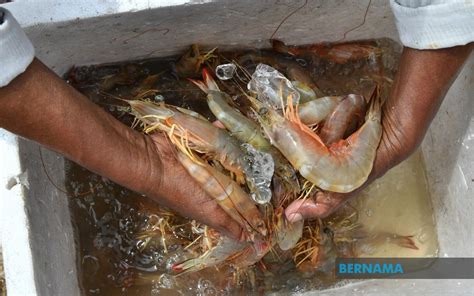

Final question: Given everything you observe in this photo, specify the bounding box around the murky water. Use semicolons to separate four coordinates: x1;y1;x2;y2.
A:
66;39;438;295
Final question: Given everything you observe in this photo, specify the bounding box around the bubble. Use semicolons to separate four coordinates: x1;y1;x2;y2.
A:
197;278;217;295
365;208;373;217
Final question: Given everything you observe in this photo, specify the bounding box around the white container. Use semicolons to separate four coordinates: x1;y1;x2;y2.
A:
1;1;472;295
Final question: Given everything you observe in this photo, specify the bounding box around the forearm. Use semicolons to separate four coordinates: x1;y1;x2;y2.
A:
0;58;161;196
372;44;472;178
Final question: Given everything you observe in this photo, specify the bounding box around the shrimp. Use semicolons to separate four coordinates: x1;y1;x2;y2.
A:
176;150;267;238
294;219;337;273
273;207;304;251
298;95;344;126
172;235;249;274
319;94;367;145
174;44;217;78
325;208;418;258
190;69;300;192
172;206;301;274
272;39;383;64
250;86;383;193
332;226;419;256
131;74;160;96
172;235;272;274
99;64;140;91
128;100;247;180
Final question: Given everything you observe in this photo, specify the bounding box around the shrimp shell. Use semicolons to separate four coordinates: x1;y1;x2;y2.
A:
252;91;382;193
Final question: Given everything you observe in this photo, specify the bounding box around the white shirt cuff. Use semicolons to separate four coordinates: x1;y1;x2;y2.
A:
0;8;35;87
390;0;474;49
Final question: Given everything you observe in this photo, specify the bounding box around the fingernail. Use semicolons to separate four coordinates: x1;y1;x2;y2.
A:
287;212;303;223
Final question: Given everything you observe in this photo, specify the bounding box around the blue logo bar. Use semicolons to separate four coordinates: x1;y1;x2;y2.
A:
336;258;474;279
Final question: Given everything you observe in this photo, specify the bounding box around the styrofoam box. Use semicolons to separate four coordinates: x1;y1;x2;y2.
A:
1;1;472;295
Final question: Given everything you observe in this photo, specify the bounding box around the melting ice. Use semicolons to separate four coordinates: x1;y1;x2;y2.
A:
247;63;300;109
242;143;274;204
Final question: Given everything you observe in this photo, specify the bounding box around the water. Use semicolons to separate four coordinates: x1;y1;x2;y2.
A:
354;150;438;258
65;39;437;295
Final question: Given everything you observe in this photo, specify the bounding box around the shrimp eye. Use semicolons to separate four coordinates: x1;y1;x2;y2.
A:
258;107;268;115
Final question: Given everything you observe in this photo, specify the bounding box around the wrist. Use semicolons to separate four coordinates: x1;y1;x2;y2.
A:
133;133;164;197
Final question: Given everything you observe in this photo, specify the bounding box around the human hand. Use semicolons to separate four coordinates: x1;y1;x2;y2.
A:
142;133;246;240
0;58;245;240
285;45;472;222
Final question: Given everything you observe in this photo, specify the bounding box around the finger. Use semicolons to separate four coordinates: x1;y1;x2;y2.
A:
285;192;347;221
198;201;247;241
148;133;246;240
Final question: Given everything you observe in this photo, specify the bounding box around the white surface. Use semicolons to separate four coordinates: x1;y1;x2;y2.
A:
4;0;399;74
0;130;37;296
390;0;474;49
3;0;213;27
0;8;35;87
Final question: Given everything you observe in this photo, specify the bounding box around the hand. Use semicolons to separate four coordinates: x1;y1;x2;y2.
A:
0;58;245;240
144;133;246;240
285;44;473;222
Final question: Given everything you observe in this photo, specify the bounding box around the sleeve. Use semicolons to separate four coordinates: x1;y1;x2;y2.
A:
0;7;35;87
390;0;474;49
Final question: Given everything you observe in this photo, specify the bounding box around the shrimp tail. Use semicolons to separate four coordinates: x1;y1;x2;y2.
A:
171;258;204;274
392;235;419;250
188;68;220;93
366;85;383;122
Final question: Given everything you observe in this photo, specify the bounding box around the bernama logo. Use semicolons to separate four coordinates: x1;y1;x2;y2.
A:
338;263;404;274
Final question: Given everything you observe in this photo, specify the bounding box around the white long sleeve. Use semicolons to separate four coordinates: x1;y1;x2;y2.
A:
0;7;35;87
390;0;474;49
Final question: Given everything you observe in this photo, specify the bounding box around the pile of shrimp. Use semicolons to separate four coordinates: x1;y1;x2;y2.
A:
84;41;417;288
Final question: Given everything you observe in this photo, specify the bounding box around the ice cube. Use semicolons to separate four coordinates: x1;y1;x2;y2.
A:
248;63;300;109
242;143;274;204
215;63;237;80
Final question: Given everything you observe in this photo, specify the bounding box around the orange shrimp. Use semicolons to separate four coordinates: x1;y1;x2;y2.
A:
249;87;383;193
272;39;383;64
320;94;367;145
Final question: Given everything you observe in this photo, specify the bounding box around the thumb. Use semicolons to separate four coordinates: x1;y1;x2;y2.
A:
285;192;348;222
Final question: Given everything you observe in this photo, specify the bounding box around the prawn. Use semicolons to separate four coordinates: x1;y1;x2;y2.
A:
175;149;267;238
319;94;367;145
172;206;302;274
294;219;337;273
249;86;383;193
128;100;247;181
272;39;383;64
190;69;300;193
298;95;345;126
174;44;217;78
